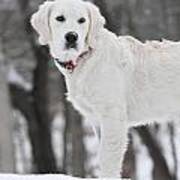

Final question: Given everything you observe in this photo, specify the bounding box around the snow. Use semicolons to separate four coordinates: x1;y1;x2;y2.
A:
132;130;153;180
155;123;175;174
52;113;65;169
13;110;33;173
7;65;32;91
0;174;76;180
0;174;122;180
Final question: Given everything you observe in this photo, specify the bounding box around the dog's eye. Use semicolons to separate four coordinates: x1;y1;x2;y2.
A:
56;15;66;22
78;17;86;24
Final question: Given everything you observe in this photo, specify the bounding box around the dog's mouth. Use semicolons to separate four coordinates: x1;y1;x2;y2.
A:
55;60;77;72
54;48;93;73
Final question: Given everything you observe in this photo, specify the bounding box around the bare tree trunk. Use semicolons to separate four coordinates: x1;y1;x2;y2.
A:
137;127;173;180
122;135;135;179
71;110;85;177
169;123;177;180
32;46;58;173
62;78;85;177
16;0;58;173
94;0;121;34
0;42;15;172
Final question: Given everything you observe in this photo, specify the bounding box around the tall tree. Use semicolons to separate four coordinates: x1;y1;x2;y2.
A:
15;0;58;173
0;41;15;172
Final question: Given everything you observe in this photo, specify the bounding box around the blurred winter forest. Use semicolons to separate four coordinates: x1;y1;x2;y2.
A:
0;0;180;180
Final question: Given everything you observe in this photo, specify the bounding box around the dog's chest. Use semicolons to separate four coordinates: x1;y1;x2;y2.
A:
65;64;125;117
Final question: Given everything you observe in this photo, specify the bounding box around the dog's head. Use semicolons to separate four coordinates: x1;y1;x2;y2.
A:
31;0;105;70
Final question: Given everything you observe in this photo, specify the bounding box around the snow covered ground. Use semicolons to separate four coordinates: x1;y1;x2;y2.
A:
0;174;82;180
0;174;83;180
0;174;127;180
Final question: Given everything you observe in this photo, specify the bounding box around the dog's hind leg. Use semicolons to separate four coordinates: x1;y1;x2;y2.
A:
99;107;129;178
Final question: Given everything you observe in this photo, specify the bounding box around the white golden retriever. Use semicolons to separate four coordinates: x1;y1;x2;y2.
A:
31;0;180;178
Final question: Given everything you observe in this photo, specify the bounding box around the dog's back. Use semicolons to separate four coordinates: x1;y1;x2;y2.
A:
122;37;180;125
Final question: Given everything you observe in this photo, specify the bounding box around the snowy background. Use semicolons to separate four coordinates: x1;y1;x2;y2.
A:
0;0;180;180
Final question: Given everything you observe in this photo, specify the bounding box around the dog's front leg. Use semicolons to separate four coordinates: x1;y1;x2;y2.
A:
99;108;129;178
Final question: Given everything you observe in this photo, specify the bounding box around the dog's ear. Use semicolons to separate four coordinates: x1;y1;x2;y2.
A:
31;1;54;45
85;2;106;48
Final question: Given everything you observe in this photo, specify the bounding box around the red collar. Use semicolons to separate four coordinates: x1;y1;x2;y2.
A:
54;47;93;73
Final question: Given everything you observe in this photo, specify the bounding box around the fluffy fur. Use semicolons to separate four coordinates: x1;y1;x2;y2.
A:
31;0;180;178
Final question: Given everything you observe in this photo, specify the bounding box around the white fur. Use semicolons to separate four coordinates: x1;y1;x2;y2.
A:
31;0;180;179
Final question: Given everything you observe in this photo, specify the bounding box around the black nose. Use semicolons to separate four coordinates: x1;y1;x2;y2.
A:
65;32;78;44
